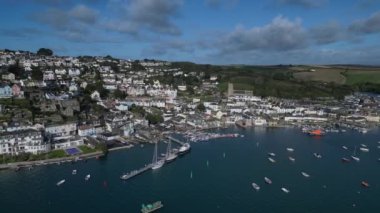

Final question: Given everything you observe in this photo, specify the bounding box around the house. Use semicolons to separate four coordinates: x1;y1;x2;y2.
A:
43;70;55;81
78;125;97;137
91;91;101;101
1;72;15;81
45;122;77;137
12;84;23;97
68;68;81;76
69;83;78;92
58;99;80;117
0;130;50;155
52;136;84;150
0;84;12;98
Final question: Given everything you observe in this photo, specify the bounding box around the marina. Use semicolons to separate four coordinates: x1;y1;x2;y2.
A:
1;128;380;213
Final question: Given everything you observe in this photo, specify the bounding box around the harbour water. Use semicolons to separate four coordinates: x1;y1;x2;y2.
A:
1;127;380;213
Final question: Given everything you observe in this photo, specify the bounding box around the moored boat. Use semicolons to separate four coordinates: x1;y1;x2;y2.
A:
141;201;163;213
288;156;295;162
351;156;360;162
286;148;294;152
56;179;65;186
85;174;91;181
281;187;290;193
308;129;325;136
267;152;276;157
178;143;191;155
268;157;276;163
301;172;310;178
252;182;260;191
341;157;351;163
72;169;77;175
264;177;272;184
361;181;369;188
151;160;164;170
342;146;348;150
313;153;322;158
359;147;369;152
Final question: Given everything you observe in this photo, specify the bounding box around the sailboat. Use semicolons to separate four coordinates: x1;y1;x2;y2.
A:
351;146;360;162
165;139;177;163
152;141;165;170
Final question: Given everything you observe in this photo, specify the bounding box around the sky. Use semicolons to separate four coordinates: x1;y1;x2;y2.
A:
1;0;380;65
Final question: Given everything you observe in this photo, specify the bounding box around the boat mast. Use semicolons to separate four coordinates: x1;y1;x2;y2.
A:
166;138;172;156
152;140;158;164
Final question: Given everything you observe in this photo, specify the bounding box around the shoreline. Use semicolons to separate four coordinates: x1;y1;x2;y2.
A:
0;151;104;170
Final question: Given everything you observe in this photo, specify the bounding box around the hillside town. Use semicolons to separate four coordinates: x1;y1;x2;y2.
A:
0;49;380;163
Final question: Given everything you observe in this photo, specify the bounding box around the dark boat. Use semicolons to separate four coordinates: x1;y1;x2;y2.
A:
341;157;350;163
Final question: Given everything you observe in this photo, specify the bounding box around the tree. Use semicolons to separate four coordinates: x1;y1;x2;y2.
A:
113;89;127;99
8;60;24;78
196;103;206;112
146;113;163;125
31;66;43;80
37;48;53;56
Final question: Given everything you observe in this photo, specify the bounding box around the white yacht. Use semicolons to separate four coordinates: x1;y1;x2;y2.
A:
72;170;77;175
252;182;260;191
281;187;290;193
286;148;294;152
313;153;322;158
288;157;295;162
342;146;348;150
165;139;178;163
359;147;369;152
152;141;165;170
85;174;91;181
268;157;276;163
301;172;310;178
267;152;276;157
56;179;65;186
178;143;191;155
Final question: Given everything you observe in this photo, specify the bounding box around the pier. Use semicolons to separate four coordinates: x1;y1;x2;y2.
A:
120;163;154;180
121;136;189;181
166;136;185;146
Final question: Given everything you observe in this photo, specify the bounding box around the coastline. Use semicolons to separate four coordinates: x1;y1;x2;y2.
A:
0;151;104;170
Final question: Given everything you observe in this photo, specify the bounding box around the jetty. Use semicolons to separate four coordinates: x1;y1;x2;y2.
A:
121;137;189;181
120;163;154;180
166;136;185;146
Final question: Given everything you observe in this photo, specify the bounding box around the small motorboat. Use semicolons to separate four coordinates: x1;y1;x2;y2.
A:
359;147;369;152
268;157;276;163
361;181;369;188
252;182;260;191
341;157;351;163
301;172;310;178
288;157;295;162
267;152;276;157
313;153;322;158
56;179;65;186
264;177;272;184
72;170;77;175
286;148;294;152
281;187;290;193
342;146;348;150
351;156;360;162
85;174;91;181
360;144;367;148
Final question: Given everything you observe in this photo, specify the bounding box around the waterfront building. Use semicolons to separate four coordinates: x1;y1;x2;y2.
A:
0;130;50;155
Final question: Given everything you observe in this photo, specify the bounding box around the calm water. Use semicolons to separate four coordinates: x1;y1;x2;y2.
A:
1;128;380;213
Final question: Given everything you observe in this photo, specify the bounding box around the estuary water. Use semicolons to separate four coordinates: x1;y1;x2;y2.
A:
1;127;380;213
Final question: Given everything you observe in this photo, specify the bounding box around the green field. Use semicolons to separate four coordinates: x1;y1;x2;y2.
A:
293;69;346;84
344;71;380;85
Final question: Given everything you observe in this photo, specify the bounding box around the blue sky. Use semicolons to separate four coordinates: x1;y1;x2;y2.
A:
1;0;380;65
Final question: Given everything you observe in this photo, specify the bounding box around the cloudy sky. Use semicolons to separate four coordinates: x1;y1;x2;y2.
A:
1;0;380;65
